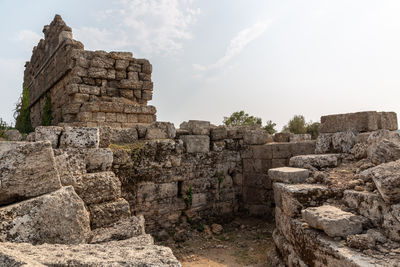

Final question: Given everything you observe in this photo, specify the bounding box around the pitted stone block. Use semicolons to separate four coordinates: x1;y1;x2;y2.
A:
289;154;339;169
35;126;63;148
180;135;210;153
60;127;99;148
268;167;309;184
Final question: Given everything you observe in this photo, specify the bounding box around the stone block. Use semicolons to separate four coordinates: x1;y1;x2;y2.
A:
60;127;99;148
274;132;290;142
289;154;339;169
145;122;176;139
251;144;273;159
243;129;273;145
0;186;90;244
272;143;292;158
302;205;363;238
34;126;63;148
5;130;22;141
289;134;311;142
119;79;143;89
360;160;400;203
378;112;398;130
0;141;62;205
315;133;332;154
180;120;211;135
331;131;356;153
109;127;138;143
88;198;131;229
290;140;316;156
86;148;113;172
75;171;121;205
273;183;333;217
88;67;107;79
210;125;227;141
268;167;309;184
180;135;210;153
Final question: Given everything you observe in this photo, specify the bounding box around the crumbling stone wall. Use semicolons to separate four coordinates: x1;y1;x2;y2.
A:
24;15;156;128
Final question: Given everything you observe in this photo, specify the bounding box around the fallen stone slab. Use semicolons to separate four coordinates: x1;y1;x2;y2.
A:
0;235;181;267
0;186;90;244
360;160;400;203
268;167;309;184
0;141;62;206
302;205;363;238
289;154;340;169
180;135;210;153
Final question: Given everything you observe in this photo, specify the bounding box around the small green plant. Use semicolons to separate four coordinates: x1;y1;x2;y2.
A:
41;94;52;126
183;185;193;208
14;85;33;134
0;118;11;139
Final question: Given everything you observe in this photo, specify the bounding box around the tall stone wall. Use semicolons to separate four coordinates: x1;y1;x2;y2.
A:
24;15;156;128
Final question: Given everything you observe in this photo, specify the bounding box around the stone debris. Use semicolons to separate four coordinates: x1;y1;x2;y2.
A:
268;167;309;184
302;205;363;238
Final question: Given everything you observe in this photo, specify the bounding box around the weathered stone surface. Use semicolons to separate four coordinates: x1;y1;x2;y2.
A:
0;235;181;267
377;111;398;130
302;205;363;238
315;133;332;154
210;125;227;141
180;135;210;153
0;186;90;244
289;133;311;142
243;129;273;145
268;167;309;184
347;233;376;250
368;138;400;164
89;198;131;229
361;160;400;203
320;111;379;133
273;183;333;217
274;132;290;142
35;126;63;148
145;121;176;139
60;127;99;148
5;129;22;141
180;120;211;135
331;131;356;153
75;171;121;205
86;148;113;172
90;215;145;243
110;127;138;143
289;154;340;169
0;141;61;205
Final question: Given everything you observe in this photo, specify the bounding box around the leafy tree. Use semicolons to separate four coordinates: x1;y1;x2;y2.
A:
223;110;262;127
306;122;320;139
14;86;33;134
282;115;307;134
263;120;277;134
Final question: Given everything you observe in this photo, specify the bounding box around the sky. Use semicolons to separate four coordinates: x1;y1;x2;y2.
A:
1;0;400;130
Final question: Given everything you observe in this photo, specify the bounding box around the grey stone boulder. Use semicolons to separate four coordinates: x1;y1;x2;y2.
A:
89;198;131;229
180;135;210;153
289;154;340;169
0;186;90;244
145;121;176;139
5;129;23;141
60;127;99;148
360;160;400;203
268;167;309;184
302;205;363;238
35;126;63;148
331;131;356;153
315;133;332;154
0;141;62;205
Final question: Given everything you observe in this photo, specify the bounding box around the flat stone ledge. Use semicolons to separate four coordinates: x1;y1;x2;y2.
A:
268;167;309;184
289;154;340;169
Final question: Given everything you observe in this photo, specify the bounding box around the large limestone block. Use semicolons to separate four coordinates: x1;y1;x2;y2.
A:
302;205;363;238
243;129;273;145
75;171;121;205
273;183;333;217
145;121;176;139
86;148;113;172
0;141;62;205
210;125;227;140
180;135;210;153
35;126;63;148
289;133;311;142
315;133;332;154
110;127;138;143
0;235;181;267
320;111;379;133
377;111;398;130
368;138;400;164
0;186;90;244
361;160;400;203
180;120;211;135
331;131;356;153
89;198;131;229
289;154;340;169
60;126;99;148
268;167;309;184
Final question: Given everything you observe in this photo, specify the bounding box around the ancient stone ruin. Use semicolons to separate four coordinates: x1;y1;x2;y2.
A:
1;15;400;266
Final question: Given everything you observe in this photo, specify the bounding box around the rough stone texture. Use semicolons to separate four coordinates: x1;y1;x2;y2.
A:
89;198;131;229
85;148;113;172
0;236;181;267
302;205;363;238
268;167;309;184
320;111;397;133
331;131;356;153
110;127;138;143
5;130;22;141
145;121;176;140
289;133;311;142
0;186;90;244
274;132;291;142
289;154;340;169
180;135;210;153
60;127;99;148
243;129;273;145
0;141;62;205
34;126;63;148
315;133;332;154
368;138;400;164
25;15;156;128
361;160;400;203
210;125;227;141
180;120;210;135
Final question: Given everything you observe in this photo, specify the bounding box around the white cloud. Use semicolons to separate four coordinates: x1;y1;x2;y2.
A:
74;0;200;55
193;20;272;71
15;30;42;50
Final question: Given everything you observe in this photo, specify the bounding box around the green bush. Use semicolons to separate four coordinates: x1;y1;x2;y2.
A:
0;118;11;139
41;94;52;126
14;86;33;134
282;115;320;139
223;110;262;127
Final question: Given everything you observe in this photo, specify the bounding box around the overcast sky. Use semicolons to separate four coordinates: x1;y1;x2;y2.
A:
1;0;400;130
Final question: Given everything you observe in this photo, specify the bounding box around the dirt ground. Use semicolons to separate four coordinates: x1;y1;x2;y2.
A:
155;217;275;267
